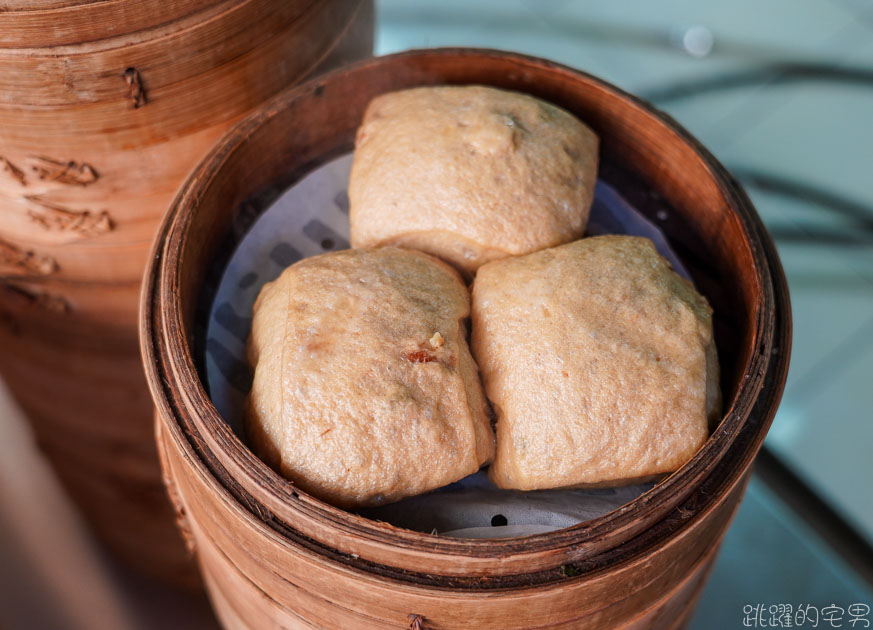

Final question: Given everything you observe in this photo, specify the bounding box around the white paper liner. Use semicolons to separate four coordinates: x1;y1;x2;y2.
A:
204;153;691;538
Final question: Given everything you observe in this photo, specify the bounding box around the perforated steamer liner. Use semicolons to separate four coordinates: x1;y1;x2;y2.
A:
203;153;694;538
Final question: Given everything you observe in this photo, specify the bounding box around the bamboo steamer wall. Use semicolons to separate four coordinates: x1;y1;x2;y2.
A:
142;50;792;627
0;0;373;586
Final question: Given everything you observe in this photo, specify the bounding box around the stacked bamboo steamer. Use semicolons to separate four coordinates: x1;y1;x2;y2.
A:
143;51;792;627
0;0;373;586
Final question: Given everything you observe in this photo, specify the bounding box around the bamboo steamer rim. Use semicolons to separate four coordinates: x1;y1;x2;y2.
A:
0;0;255;49
0;0;366;151
155;378;768;594
141;49;791;579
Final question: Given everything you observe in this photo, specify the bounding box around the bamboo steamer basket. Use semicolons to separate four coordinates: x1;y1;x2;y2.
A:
0;0;374;284
0;0;374;586
142;50;791;626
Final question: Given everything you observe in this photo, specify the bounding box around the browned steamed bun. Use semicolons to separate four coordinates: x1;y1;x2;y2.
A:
245;247;495;509
349;85;599;276
471;235;720;491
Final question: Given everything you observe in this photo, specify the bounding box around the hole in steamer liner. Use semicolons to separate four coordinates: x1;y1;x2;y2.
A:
491;514;508;527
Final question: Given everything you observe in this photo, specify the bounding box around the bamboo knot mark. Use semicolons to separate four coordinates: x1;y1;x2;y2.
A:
1;156;26;186
24;195;113;237
560;564;582;578
1;156;98;188
242;496;274;523
408;614;426;630
31;156;98;186
123;67;147;109
0;238;58;276
1;282;70;314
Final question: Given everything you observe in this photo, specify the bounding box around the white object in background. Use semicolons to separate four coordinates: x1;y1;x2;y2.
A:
669;24;715;58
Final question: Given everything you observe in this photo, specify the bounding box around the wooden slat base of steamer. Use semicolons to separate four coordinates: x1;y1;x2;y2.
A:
201;533;721;630
160;408;745;629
